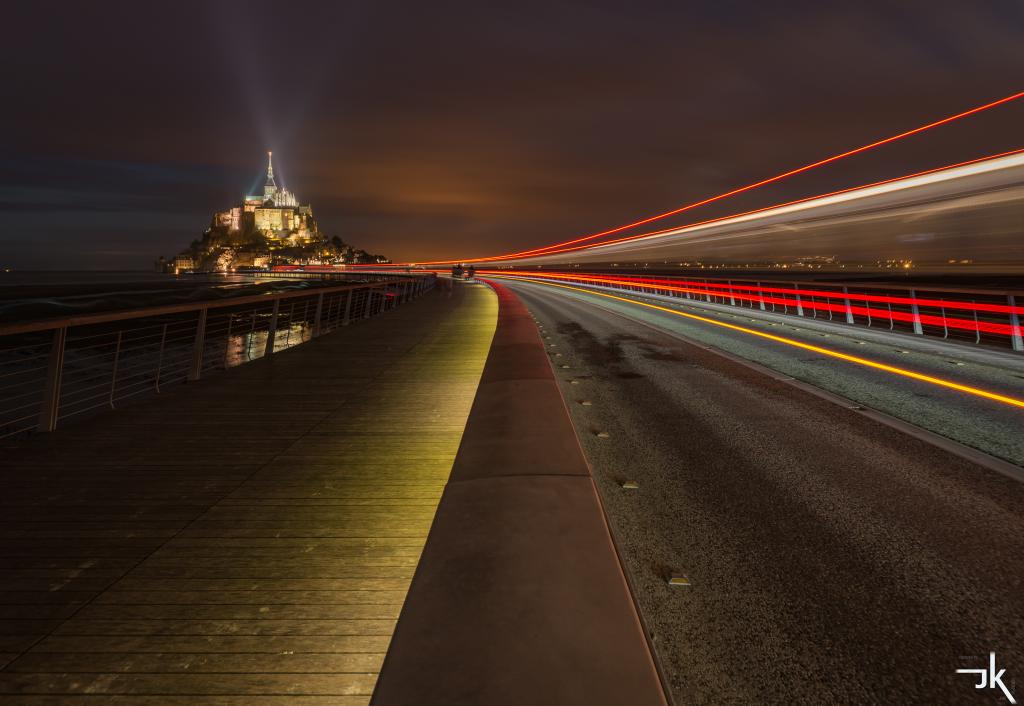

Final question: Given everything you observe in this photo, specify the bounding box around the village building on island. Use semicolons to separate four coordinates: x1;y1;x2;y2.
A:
163;152;387;273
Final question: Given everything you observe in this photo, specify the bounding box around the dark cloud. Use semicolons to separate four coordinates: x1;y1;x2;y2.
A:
1;0;1021;268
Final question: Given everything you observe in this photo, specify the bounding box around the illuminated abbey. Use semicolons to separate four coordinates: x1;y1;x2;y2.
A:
165;152;386;272
214;152;319;246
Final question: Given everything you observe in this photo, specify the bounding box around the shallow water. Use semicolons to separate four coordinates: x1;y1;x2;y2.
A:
0;271;364;323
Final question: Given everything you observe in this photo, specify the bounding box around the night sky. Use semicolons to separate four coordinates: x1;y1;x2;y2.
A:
2;0;1021;269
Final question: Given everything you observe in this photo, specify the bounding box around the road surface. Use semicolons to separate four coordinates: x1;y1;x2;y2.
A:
502;277;1024;704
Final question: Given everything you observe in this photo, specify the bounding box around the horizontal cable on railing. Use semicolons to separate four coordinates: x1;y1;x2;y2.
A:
0;418;39;439
59;381;118;401
1;386;49;403
3;399;44;415
0;352;50;367
0;365;48;381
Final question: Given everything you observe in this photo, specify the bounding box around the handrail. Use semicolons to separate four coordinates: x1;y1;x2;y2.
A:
1;273;437;439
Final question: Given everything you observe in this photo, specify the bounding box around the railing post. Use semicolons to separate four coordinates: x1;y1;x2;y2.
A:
379;284;389;314
37;326;67;433
245;310;257;359
324;294;337;331
909;289;923;335
188;307;208;381
757;282;766;311
264;298;281;357
223;314;234;367
282;302;296;348
842;286;855;324
793;283;804;316
156;323;168;391
1009;295;1023;352
364;288;374;319
109;331;122;409
727;280;735;306
312;292;325;338
342;290;354;326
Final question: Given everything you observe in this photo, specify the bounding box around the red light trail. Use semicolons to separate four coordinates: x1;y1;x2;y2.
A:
400;90;1024;266
468;147;1024;263
488;276;1024;410
481;271;1023;338
348;147;1023;269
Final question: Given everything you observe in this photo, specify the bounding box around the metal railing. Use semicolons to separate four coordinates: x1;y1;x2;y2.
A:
0;274;436;440
494;271;1024;353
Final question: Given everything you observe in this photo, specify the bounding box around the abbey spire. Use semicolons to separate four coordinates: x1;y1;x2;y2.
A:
263;151;277;200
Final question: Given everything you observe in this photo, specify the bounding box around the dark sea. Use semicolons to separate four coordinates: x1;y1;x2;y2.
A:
0;271;353;323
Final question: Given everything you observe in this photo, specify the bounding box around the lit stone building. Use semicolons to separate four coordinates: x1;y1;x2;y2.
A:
171;254;195;273
215;152;320;246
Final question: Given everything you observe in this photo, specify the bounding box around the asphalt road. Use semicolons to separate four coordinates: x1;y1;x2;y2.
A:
502;278;1024;705
499;278;1024;468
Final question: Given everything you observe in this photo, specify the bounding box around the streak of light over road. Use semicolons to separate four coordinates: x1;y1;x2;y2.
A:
407;91;1024;266
348;146;1023;269
474;147;1024;264
488;275;1024;410
480;149;1024;267
484;270;1024;338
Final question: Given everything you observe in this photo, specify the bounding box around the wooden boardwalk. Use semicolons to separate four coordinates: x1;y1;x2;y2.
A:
0;282;498;704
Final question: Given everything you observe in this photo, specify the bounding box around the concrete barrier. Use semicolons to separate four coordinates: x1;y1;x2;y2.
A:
371;280;668;706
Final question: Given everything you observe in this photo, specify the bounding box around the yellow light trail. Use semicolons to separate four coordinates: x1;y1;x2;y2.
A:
492;275;1024;410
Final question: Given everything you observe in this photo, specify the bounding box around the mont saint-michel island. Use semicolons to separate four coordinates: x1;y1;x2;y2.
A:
159;152;388;273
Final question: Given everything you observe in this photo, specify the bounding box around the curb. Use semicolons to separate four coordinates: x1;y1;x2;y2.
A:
370;279;668;706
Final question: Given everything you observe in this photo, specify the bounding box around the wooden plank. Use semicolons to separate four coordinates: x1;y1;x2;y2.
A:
68;604;403;621
0;672;379;695
7;651;386;673
31;635;390;654
52;619;397;636
91;590;410;605
0;696;368;706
